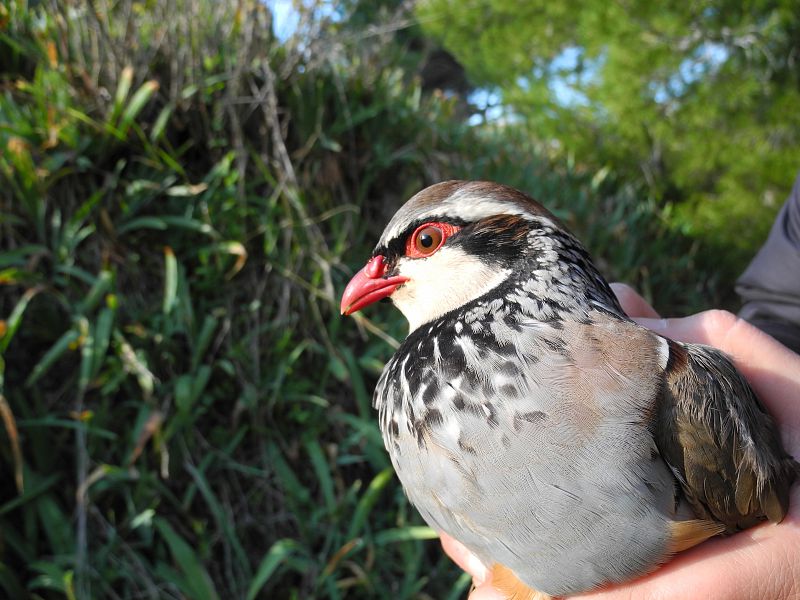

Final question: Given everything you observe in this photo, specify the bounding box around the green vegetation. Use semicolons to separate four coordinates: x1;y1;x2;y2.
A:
0;0;781;598
418;0;800;264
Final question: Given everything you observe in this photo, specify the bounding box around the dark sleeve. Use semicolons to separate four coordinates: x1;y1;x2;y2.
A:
736;172;800;353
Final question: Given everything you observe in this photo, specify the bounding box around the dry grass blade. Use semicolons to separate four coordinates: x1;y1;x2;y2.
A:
322;537;364;578
0;394;23;493
128;410;164;466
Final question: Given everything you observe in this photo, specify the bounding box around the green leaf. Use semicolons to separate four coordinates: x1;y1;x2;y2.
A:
0;563;26;598
0;473;61;516
77;316;92;391
245;539;303;600
373;526;439;545
130;508;155;530
342;348;370;419
156;147;185;174
36;494;73;555
174;365;210;414
154;517;220;600
25;328;80;387
347;468;393;539
0;245;47;269
55;264;98;286
117;215;216;236
304;438;336;515
0;267;37;286
191;365;211;403
191;315;218;372
76;269;113;315
119;80;159;136
116;216;170;232
64;570;76;600
91;307;115;379
266;444;311;507
0;286;41;354
17;417;117;440
68;183;106;229
185;463;250;579
174;375;192;414
150;103;173;142
111;66;134;125
28;561;68;593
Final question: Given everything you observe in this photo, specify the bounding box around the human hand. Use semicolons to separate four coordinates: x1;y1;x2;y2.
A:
440;283;800;600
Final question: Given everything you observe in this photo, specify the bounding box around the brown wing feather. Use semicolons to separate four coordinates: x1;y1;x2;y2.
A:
656;339;799;532
666;519;725;553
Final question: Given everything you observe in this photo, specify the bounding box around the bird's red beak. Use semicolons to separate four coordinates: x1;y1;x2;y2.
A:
340;255;408;315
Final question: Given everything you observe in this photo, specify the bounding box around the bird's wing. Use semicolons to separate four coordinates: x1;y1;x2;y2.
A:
655;338;799;531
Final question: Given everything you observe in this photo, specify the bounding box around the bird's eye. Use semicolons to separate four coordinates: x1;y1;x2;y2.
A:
405;222;459;258
415;226;443;254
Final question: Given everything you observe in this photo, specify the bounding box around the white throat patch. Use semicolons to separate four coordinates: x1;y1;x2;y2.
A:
390;246;510;333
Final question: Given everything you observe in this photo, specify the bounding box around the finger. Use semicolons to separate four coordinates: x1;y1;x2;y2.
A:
440;533;489;584
610;283;660;319
632;309;792;360
635;310;800;442
440;534;506;599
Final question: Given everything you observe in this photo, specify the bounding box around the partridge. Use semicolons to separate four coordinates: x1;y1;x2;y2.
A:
340;181;799;599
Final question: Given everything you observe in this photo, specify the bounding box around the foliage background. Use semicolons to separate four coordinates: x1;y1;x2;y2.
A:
0;0;796;598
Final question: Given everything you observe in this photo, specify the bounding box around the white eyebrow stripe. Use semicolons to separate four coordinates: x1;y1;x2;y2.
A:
442;194;533;221
378;195;554;248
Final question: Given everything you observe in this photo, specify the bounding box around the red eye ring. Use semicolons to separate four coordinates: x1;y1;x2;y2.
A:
405;222;460;258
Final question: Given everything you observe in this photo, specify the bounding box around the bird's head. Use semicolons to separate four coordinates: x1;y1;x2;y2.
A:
340;180;575;332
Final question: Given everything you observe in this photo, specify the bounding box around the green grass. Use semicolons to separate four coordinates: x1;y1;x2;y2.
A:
0;1;751;598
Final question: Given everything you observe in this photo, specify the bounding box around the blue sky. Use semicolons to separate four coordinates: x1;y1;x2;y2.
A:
264;3;729;123
266;0;300;41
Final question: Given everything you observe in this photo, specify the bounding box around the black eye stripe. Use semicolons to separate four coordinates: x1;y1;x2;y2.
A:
374;216;466;259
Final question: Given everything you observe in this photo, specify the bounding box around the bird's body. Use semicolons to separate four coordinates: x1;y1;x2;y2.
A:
377;304;680;596
341;181;799;598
